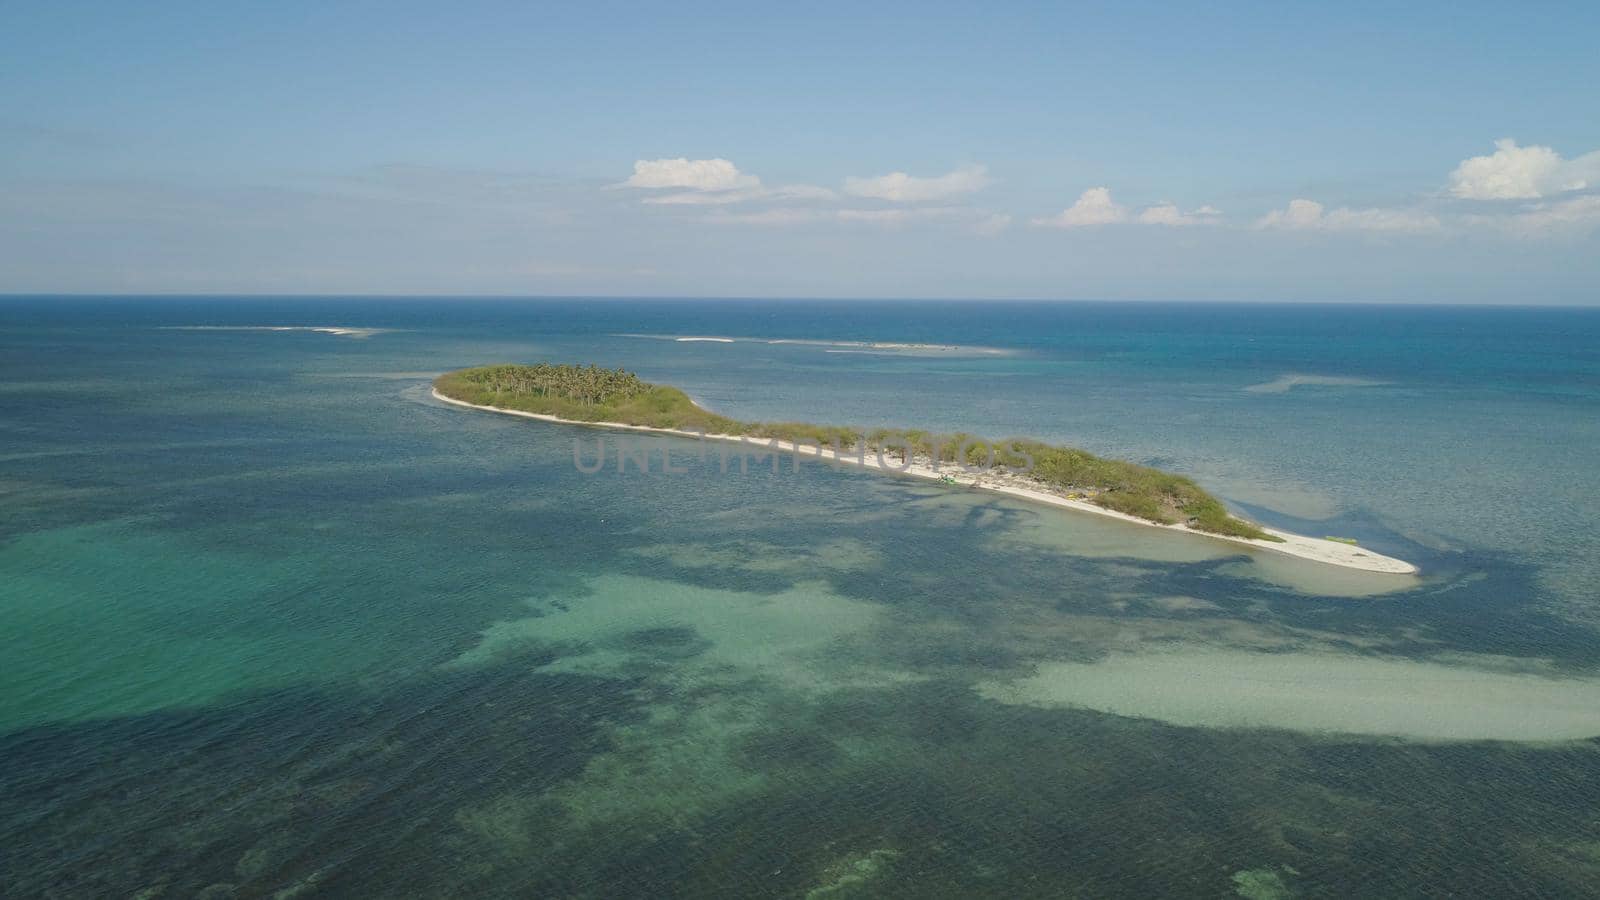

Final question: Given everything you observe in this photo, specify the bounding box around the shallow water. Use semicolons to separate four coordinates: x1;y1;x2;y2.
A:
980;648;1600;741
3;297;1599;897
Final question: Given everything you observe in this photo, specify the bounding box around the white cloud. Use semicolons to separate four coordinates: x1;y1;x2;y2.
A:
1501;194;1600;235
621;158;838;207
1255;198;1440;233
1449;139;1600;200
622;157;760;192
1135;202;1222;226
842;164;992;203
1255;198;1325;230
1032;187;1127;227
1033;188;1219;228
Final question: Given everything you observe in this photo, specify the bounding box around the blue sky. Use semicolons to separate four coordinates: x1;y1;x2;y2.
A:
3;1;1598;302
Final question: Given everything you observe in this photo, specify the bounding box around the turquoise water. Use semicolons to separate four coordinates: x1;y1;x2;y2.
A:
3;297;1600;896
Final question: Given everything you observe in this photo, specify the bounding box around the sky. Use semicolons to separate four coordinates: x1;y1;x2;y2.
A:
2;0;1598;303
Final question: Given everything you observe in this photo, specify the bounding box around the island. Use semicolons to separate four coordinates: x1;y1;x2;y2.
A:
432;363;1418;574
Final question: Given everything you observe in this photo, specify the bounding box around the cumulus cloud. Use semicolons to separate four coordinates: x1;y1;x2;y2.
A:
1032;187;1127;227
1033;188;1219;228
843;164;992;203
1255;198;1440;233
620;158;840;206
624;158;1002;231
621;157;760;192
1255;198;1325;230
1448;139;1600;200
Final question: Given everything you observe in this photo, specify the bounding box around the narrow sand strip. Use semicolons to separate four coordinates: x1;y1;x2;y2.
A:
978;649;1600;741
431;388;1419;575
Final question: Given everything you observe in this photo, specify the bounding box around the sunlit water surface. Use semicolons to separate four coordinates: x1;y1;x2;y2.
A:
3;298;1600;897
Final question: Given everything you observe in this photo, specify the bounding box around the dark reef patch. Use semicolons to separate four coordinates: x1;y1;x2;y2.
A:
0;660;646;898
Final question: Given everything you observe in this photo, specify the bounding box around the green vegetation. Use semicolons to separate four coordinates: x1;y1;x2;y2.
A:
436;363;741;432
435;364;1280;541
1325;535;1360;545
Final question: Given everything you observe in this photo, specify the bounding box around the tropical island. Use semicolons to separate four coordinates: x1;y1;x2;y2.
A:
432;363;1419;574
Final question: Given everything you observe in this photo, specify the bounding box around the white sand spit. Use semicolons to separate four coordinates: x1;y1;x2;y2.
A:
431;388;1418;574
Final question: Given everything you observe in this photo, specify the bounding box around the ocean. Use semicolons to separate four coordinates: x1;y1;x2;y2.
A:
3;296;1599;897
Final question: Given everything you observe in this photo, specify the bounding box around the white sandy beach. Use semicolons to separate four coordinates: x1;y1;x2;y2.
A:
431;388;1419;574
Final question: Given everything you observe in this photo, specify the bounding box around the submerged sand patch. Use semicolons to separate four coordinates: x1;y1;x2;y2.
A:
447;573;914;693
450;573;913;844
979;648;1600;741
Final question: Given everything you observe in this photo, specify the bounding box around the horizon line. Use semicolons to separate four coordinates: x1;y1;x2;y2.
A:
2;292;1598;309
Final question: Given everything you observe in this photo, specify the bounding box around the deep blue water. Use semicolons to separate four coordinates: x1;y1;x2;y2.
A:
3;297;1600;897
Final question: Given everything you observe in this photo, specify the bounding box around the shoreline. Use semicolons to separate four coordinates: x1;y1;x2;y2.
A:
431;388;1420;575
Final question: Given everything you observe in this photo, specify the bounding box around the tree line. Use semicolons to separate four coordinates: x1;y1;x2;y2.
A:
461;364;651;406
